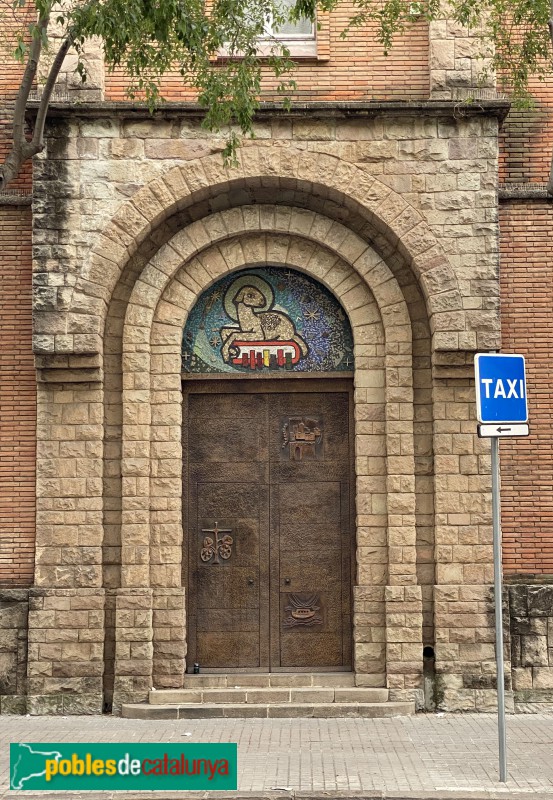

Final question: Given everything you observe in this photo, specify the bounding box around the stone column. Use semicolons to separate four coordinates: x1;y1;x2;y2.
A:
27;588;105;714
0;589;29;715
112;588;154;713
152;589;186;689
28;372;106;714
385;585;424;706
383;311;424;706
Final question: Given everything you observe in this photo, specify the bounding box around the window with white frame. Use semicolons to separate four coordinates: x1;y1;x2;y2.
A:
261;0;315;41
217;0;317;59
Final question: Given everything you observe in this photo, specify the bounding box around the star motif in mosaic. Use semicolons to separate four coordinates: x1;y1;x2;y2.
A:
305;309;320;322
209;335;221;348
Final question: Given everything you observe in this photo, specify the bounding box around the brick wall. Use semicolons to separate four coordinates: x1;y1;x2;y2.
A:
0;5;33;192
500;201;553;575
0;206;36;586
105;18;430;102
0;4;36;587
499;76;553;185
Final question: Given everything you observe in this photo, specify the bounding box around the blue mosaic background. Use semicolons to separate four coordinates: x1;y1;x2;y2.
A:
182;267;354;374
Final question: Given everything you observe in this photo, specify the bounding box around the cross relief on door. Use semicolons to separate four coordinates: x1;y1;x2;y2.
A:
184;385;353;671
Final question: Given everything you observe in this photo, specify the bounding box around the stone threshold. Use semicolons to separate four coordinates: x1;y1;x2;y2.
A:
122;701;414;719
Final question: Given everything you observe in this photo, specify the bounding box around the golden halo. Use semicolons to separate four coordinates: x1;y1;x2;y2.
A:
223;274;274;321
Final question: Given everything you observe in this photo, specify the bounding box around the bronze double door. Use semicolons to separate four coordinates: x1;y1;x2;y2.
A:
183;380;353;671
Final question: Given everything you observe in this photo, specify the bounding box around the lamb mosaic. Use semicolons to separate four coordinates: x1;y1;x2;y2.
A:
182;267;354;374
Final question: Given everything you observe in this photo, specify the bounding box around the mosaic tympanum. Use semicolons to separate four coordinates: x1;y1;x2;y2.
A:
182;267;354;374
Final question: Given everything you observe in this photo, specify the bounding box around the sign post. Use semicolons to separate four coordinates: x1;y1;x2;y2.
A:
474;354;529;784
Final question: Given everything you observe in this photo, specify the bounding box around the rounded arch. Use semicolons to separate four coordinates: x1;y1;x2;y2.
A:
114;207;419;692
60;145;463;357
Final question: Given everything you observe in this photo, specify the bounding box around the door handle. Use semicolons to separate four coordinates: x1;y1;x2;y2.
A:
248;578;254;585
284;577;291;585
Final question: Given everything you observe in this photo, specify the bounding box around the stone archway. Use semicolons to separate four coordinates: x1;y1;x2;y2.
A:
106;203;423;710
26;111;504;715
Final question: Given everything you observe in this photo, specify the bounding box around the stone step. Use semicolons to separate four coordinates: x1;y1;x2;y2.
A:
181;672;356;689
122;701;414;720
149;687;389;705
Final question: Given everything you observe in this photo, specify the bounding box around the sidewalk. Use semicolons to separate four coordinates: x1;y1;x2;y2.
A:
2;713;553;799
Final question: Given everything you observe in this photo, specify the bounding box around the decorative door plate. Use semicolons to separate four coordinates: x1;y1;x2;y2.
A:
281;416;323;461
200;521;233;565
283;592;324;628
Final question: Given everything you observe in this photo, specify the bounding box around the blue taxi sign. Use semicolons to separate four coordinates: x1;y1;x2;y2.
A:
474;353;528;424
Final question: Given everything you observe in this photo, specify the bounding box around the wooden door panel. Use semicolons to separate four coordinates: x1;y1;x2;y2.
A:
190;462;269;485
196;562;261;608
275;462;348;483
197;482;264;519
185;385;353;672
278;482;341;524
197;609;260;631
189;393;268;418
278;523;343;550
269;392;352;670
187;391;269;670
279;629;343;668
197;633;260;668
189;418;265;463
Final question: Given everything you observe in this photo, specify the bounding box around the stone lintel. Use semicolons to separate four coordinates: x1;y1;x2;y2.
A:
30;98;512;123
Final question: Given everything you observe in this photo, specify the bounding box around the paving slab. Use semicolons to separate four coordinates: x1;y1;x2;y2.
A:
1;713;553;798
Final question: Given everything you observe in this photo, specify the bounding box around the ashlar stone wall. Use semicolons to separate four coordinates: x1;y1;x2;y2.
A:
0;589;28;714
23;103;508;713
510;585;553;708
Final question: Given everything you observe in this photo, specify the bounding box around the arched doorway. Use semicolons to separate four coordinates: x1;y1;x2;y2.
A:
181;267;355;671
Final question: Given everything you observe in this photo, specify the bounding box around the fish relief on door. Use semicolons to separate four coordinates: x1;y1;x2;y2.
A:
182;267;354;374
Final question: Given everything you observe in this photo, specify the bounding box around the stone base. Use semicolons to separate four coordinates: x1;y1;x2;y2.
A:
27;692;103;715
437;685;515;713
0;589;29;706
389;687;425;709
0;694;27;714
112;588;154;714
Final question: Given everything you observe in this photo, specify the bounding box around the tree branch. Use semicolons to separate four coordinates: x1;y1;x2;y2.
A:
0;13;48;190
31;34;73;152
0;16;73;191
12;14;48;146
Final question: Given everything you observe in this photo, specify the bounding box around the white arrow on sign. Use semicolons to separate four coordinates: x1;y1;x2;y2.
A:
477;423;529;438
